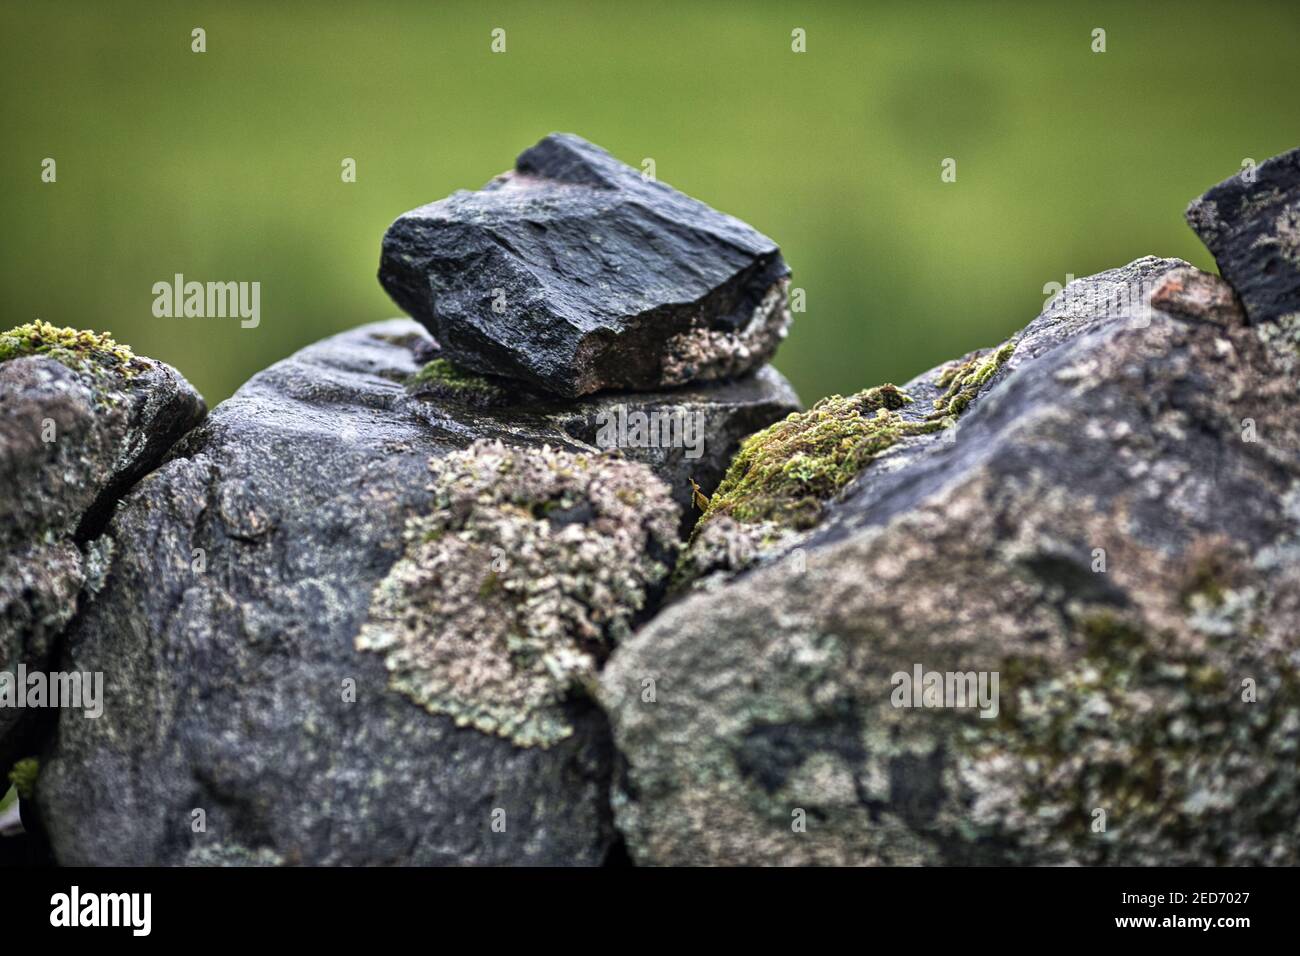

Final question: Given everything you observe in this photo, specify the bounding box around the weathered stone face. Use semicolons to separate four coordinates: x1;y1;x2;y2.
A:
1186;147;1300;326
33;319;798;866
0;322;204;779
379;133;792;397
601;257;1300;865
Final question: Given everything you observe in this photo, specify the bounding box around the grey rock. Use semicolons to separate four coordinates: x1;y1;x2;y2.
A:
601;257;1300;865
35;319;797;865
1186;146;1300;325
380;134;792;397
0;325;204;778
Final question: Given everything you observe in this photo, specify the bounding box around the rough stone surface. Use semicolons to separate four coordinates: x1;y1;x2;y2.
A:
380;133;792;397
602;257;1300;865
1186;147;1300;325
1149;265;1246;327
0;323;204;778
35;319;796;865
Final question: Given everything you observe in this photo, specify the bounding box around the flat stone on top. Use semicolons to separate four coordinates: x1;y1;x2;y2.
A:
379;133;792;397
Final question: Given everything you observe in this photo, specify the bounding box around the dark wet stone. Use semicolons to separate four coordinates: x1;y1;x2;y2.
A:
1186;147;1300;325
379;134;792;397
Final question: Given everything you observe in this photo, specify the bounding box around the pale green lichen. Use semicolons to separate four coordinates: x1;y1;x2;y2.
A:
83;536;115;596
670;514;790;590
8;756;39;800
1257;313;1300;372
357;440;678;748
0;320;136;377
1275;202;1300;267
406;357;511;406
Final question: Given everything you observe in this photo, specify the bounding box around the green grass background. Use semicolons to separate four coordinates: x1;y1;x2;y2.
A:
3;0;1298;406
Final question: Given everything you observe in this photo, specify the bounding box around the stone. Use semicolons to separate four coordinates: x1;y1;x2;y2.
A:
601;257;1300;865
1186;146;1300;326
34;319;797;865
0;322;204;780
1148;265;1245;327
379;133;792;397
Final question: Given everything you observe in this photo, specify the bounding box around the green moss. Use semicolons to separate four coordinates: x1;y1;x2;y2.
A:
1180;556;1229;609
1081;611;1148;658
0;320;135;376
406;357;510;406
8;756;39;800
932;341;1016;415
695;341;1016;539
478;569;502;598
699;384;919;531
681;338;1013;564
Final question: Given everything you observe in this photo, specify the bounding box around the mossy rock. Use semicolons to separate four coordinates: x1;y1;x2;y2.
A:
697;343;1014;538
0;320;136;377
406;357;515;406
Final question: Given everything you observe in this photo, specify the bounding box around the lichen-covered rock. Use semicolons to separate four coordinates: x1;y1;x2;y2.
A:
34;319;795;865
1186;146;1300;325
0;321;204;778
601;257;1300;865
379;133;792;397
357;441;678;748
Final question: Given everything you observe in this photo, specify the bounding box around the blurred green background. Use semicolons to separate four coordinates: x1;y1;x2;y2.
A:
3;0;1298;407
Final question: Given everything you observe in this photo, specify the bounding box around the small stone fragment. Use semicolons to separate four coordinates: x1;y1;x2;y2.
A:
1186;146;1300;325
1149;265;1245;326
379;133;791;397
